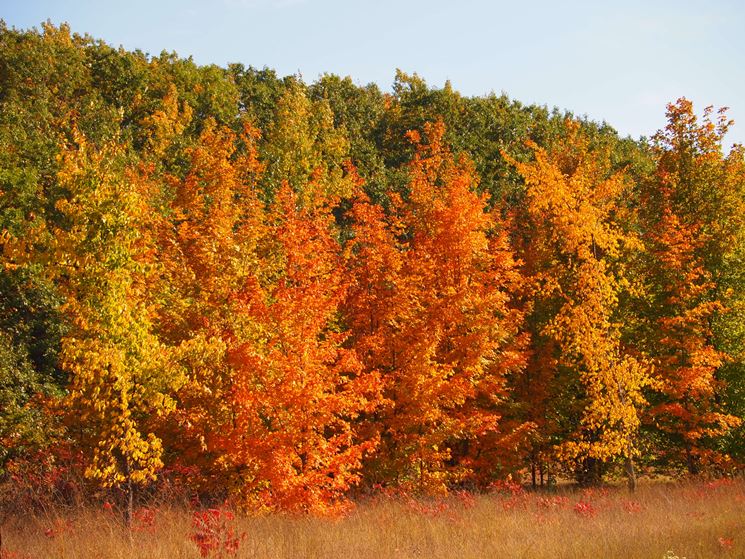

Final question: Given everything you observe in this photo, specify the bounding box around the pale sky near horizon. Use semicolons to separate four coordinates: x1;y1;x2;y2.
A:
3;0;744;147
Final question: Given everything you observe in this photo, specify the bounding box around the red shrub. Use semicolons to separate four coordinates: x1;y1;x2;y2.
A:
573;500;596;518
190;508;245;558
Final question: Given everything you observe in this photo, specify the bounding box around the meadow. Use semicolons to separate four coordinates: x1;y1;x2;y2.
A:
2;479;744;559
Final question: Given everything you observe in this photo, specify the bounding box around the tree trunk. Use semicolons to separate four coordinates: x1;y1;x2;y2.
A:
685;445;700;475
123;459;134;539
577;457;602;486
625;455;637;492
127;476;134;529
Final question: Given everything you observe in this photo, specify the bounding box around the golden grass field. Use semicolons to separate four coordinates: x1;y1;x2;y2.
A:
2;479;744;559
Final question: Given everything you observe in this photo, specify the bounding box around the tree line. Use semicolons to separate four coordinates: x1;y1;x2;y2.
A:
0;22;743;513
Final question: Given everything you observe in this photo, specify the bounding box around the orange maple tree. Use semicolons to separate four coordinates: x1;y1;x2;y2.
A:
644;99;742;473
226;182;381;513
153;117;266;488
346;121;527;492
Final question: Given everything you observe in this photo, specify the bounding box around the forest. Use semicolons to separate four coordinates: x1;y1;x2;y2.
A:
0;21;744;524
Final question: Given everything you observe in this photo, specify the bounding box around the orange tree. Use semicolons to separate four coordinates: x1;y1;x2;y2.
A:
641;99;744;473
154;112;381;512
152;117;266;490
345;121;527;492
226;182;381;513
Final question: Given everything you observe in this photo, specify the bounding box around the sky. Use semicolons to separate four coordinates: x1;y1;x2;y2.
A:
3;0;745;147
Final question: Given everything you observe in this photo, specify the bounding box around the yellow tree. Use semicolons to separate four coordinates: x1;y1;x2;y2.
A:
4;125;175;522
508;123;654;488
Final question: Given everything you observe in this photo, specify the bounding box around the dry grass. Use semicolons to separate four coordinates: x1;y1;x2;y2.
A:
3;479;745;559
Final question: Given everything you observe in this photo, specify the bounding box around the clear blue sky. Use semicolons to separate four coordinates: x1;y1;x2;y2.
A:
3;0;745;146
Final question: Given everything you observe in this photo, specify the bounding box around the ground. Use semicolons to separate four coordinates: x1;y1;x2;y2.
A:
2;479;744;558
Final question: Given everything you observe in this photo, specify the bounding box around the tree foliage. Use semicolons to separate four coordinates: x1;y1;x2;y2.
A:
0;23;743;511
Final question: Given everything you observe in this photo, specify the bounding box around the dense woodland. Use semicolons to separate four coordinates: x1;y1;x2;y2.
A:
0;22;744;514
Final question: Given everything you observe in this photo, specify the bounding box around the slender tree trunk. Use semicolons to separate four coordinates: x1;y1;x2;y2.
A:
123;460;134;535
419;452;425;494
625;455;637;493
617;387;638;491
685;445;700;475
127;477;134;527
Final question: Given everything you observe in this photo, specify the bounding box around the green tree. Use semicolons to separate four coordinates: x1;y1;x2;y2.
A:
262;80;354;205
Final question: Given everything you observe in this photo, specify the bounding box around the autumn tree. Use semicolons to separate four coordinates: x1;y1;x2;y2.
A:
223;182;381;513
261;80;355;205
153;111;380;511
150;115;266;490
308;75;388;201
508;123;654;487
346;121;526;492
3;125;177;522
0;23;124;467
642;99;744;473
